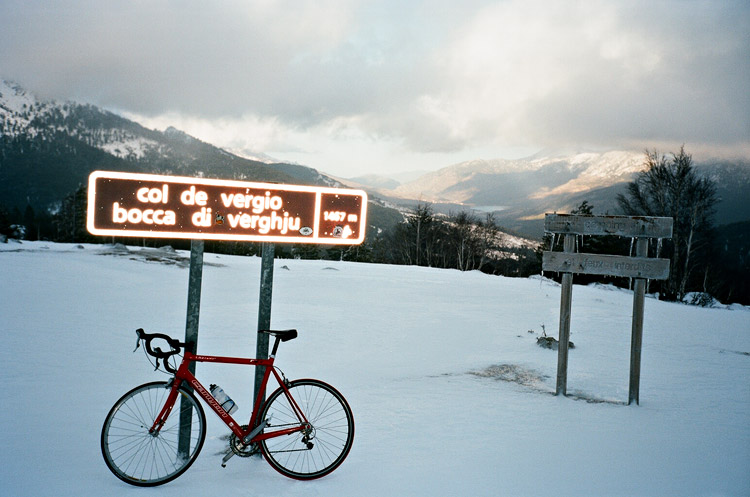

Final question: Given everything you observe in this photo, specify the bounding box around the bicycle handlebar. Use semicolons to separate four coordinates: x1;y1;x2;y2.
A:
133;328;297;374
135;328;186;374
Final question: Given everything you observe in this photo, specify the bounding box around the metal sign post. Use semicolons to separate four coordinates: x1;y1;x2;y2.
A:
178;239;204;458
542;214;673;404
254;242;275;408
184;239;204;361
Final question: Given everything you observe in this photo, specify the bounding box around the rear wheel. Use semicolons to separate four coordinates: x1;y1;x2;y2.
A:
259;379;354;479
101;381;206;486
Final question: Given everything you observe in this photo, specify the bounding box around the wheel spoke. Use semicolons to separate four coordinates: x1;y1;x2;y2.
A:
260;380;354;479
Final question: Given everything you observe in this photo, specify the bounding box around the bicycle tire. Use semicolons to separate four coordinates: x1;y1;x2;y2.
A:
259;379;354;480
101;381;206;486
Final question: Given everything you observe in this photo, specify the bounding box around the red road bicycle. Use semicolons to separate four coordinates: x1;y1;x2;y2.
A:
100;328;354;486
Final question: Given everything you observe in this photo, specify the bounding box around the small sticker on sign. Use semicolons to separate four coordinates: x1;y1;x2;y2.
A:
299;227;313;236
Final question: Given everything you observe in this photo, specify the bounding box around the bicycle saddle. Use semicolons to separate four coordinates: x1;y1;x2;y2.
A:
260;329;298;342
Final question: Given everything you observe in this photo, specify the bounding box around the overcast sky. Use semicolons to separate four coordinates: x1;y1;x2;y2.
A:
1;0;748;178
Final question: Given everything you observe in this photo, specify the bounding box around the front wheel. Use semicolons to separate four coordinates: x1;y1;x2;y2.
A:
259;379;354;479
101;381;206;486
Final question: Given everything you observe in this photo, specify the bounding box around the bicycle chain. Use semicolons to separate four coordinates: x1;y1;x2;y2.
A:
258;422;315;454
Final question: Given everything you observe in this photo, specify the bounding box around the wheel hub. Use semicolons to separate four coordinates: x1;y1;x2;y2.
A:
301;424;316;449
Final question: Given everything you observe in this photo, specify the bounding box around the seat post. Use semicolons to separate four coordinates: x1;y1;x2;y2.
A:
270;336;281;358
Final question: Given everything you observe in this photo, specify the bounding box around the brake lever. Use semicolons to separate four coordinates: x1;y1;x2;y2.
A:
133;328;147;352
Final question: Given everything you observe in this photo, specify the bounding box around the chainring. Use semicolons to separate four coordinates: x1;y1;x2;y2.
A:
229;425;260;458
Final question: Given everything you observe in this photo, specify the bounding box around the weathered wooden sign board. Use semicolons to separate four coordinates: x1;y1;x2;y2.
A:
87;170;368;245
542;252;670;279
542;214;673;405
544;214;674;238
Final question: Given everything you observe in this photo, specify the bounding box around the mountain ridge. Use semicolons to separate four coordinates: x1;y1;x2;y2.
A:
3;79;748;242
354;149;750;237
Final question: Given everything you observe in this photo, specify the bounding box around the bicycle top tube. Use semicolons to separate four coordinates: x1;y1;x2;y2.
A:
182;351;271;366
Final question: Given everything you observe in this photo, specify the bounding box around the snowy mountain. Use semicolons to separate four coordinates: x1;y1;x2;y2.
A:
386;150;750;237
226;147;283;165
2;81;183;163
346;174;401;190
393;151;639;203
0;80;340;212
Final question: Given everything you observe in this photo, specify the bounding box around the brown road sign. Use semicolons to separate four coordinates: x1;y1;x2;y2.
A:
87;171;368;244
542;251;671;279
545;214;673;238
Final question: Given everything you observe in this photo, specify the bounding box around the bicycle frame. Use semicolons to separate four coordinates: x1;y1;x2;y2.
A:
149;350;310;444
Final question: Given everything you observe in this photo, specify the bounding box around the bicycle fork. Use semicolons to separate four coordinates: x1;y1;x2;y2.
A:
148;383;180;436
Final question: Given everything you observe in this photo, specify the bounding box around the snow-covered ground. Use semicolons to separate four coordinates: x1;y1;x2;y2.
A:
1;241;748;497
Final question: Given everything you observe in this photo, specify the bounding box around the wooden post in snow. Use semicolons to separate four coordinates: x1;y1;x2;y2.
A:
556;234;575;396
628;237;649;405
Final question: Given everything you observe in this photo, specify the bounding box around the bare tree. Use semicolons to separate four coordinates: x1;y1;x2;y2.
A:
617;147;717;300
476;213;499;272
679;171;717;297
409;202;434;266
391;201;441;267
447;211;479;271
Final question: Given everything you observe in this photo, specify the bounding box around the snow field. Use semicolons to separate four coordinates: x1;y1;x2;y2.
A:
0;241;748;496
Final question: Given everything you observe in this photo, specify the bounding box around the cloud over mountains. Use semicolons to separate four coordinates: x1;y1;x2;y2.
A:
1;1;748;176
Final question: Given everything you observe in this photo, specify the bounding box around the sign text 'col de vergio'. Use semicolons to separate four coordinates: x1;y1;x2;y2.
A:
87;171;368;244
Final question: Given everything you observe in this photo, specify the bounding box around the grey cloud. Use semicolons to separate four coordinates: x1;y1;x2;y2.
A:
1;0;748;156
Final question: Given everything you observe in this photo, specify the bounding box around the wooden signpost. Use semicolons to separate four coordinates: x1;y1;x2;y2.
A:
87;170;368;452
542;214;673;405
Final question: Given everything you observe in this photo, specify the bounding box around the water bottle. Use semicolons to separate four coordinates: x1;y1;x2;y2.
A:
209;384;238;415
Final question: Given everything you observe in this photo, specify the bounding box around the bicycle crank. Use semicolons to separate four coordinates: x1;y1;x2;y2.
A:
221;418;268;467
228;426;259;458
